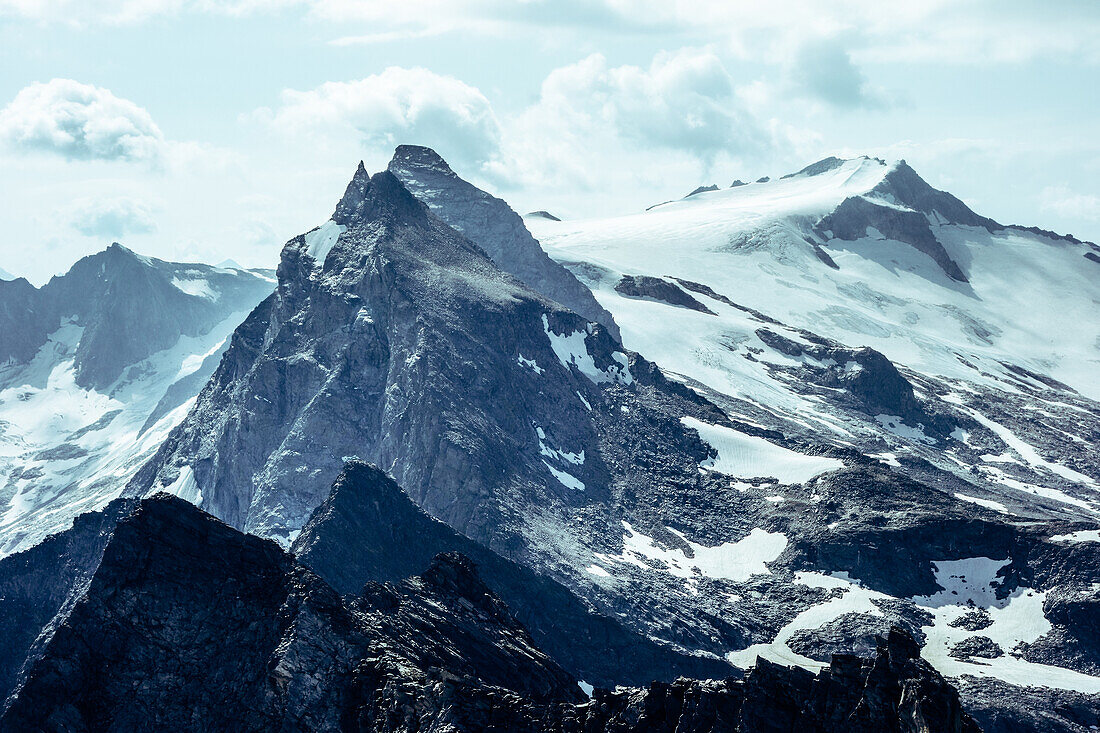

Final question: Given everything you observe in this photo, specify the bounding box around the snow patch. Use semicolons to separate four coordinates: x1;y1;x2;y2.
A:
170;277;218;301
542;460;584;491
162;465;202;505
536;425;584;465
1050;530;1100;543
681;416;842;484
597;521;787;585
954;493;1011;514
517;354;544;375
303;220;346;265
874;414;935;445
542;314;632;385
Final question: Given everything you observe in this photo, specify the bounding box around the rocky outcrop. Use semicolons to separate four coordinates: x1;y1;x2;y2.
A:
526;210;561;221
614;274;716;314
387;144;618;339
816;195;970;282
753;326;955;437
292;462;733;687
0;493;978;733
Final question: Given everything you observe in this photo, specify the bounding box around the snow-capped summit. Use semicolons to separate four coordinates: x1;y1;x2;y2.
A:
530;156;1100;400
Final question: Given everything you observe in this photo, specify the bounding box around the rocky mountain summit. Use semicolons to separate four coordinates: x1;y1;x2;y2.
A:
387;144;618;339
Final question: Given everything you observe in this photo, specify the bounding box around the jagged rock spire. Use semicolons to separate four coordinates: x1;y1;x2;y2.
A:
332;161;370;225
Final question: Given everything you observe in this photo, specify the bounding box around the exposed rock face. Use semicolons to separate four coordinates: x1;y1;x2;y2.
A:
813;160;1000;283
686;184;719;197
125;165;730;587
291;462;733;687
615;274;716;314
0;492;979;733
0;246;274;557
752;326;955;437
816;195;970;282
0;277;54;365
387;144;618;339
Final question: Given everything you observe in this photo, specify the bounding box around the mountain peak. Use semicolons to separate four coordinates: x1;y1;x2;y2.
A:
331;161;371;225
331;165;428;228
388;144;456;178
781;155;887;180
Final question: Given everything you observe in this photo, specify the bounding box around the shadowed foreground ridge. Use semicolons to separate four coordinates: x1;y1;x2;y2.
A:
0;491;978;732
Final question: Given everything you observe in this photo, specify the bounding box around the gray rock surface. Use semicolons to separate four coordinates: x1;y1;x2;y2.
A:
388;145;619;339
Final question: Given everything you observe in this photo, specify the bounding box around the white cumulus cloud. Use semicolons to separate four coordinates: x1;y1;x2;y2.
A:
492;49;776;191
69;197;158;239
257;66;502;171
1040;186;1100;223
0;79;165;162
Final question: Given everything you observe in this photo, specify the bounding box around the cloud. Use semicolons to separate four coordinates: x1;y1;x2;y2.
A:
69;197;158;239
0;0;300;25
0;79;165;162
1040;186;1100;222
787;37;885;109
491;49;775;190
550;50;758;156
257;67;502;171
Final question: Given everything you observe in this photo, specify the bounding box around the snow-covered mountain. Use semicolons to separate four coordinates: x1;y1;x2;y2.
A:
0;246;274;555
2;149;1099;731
528;157;1100;517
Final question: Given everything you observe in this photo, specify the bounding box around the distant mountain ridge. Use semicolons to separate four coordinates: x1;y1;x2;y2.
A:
0;245;273;556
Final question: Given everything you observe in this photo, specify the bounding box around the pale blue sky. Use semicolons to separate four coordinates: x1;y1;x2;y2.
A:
1;1;1098;282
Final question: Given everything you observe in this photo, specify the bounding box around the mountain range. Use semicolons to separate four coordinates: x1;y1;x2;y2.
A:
0;145;1097;731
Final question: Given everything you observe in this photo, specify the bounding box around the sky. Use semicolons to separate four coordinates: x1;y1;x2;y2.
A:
1;0;1099;283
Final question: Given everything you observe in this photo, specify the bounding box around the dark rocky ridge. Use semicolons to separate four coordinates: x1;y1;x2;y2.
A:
0;492;979;733
291;462;733;686
387;144;619;339
0;497;136;706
